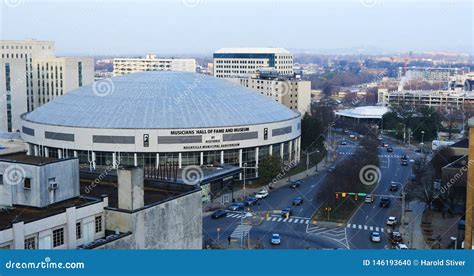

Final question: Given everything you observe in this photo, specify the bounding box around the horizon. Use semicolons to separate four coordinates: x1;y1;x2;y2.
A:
1;0;472;56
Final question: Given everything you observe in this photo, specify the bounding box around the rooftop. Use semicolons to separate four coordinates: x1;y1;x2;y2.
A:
0;152;63;166
214;47;291;54
0;197;99;231
23;71;299;129
335;106;389;119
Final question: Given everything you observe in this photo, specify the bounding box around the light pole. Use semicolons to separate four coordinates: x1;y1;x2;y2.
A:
392;181;406;237
217;227;220;245
240;162;247;249
451;236;458;250
306;149;320;176
421;130;425;145
327;122;335;163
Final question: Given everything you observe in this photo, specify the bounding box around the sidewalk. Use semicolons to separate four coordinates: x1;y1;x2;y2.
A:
405;200;428;249
204;158;329;212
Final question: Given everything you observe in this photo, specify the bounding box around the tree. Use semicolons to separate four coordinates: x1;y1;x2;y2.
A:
258;155;282;186
300;113;325;152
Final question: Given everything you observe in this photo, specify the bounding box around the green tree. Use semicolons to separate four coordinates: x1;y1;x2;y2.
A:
301;113;325;152
258;155;282;186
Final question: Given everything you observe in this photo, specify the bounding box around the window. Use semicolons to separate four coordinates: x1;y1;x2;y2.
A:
24;236;36;249
76;222;82;239
52;228;64;247
95;216;102;233
23;178;31;189
0;174;3;185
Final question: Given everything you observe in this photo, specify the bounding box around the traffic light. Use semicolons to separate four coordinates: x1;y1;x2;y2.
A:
335;193;339;199
342;192;347;198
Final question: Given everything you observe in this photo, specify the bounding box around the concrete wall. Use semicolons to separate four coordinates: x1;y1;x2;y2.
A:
101;191;202;249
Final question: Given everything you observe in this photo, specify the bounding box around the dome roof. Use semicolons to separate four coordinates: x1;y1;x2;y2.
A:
23;71;299;129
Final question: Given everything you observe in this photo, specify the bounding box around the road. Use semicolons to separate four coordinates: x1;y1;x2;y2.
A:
203;135;415;249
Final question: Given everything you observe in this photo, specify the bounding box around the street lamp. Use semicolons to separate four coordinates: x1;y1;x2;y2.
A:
324;206;332;221
305;149;320;176
217;227;221;245
392;181;406;237
327;122;335;163
420;130;425;145
451;236;458;250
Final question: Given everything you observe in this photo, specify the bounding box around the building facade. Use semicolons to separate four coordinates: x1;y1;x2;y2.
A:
113;54;196;76
378;89;474;110
228;70;311;114
213;48;293;78
0;40;94;132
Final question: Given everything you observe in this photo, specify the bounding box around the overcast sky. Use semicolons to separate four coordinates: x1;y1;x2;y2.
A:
1;0;472;56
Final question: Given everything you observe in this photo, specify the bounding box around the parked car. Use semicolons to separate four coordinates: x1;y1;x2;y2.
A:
386;216;398;226
401;154;408;160
401;160;408;166
370;231;381;243
328;166;336;173
228;202;245;211
349;134;356;139
290;180;302;189
244;197;258;206
377;136;383;141
340;140;347;145
382;143;389;147
390;231;403;244
387;147;394;152
380;197;391;208
255;189;269;199
281;207;293;218
396;243;409;250
365;194;374;203
292;196;304;205
271;233;281;245
389;183;399;192
211;209;228;219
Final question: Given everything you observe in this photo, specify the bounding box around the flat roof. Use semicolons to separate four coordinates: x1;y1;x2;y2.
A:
214;47;291;54
0;197;100;231
0;152;64;166
335;106;389;119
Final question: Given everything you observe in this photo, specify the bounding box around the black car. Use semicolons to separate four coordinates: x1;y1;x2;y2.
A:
328;166;336;173
281;207;293;217
389;183;399;192
292;196;304;205
401;160;408;166
380;197;391;208
290;180;302;188
244;197;258;206
340;140;347;145
390;231;403;244
401;154;408;161
387;147;394;152
211;209;228;219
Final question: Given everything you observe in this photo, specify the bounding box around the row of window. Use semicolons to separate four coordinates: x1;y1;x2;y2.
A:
215;60;266;64
21;216;102;249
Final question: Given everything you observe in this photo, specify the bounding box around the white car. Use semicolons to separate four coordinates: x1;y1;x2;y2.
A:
386;216;398;226
255;189;269;199
365;195;374;203
396;243;408;250
370;231;381;243
271;233;281;245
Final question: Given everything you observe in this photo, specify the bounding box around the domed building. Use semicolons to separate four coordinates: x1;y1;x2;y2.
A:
20;71;301;179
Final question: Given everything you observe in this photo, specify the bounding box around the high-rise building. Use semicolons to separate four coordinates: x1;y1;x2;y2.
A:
0;40;94;132
113;54;196;76
228;68;311;114
213;48;293;78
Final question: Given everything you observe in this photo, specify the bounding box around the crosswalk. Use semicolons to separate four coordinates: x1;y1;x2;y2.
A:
226;213;248;219
346;223;387;233
230;225;252;239
265;215;311;225
337;152;406;159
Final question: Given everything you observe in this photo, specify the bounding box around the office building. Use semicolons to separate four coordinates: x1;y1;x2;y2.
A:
213;48;293;78
378;89;474;110
113;54;196;76
0;40;94;132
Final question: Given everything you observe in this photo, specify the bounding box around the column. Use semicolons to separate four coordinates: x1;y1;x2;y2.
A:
133;153;138;167
239;149;243;180
269;145;273;156
74;151;78;158
92;151;96;170
220;150;224;165
44;147;49;158
12;221;25;249
200;152;204;166
66;207;77;249
34;145;38;156
288;141;292;162
280;142;284;161
112;152;117;168
156;153;159;168
255;147;259;178
58;149;62;159
178;153;182;168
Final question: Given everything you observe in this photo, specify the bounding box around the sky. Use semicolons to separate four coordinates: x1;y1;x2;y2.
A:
0;0;472;56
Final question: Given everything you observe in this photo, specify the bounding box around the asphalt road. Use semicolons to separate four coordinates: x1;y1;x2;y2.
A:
203;135;415;250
